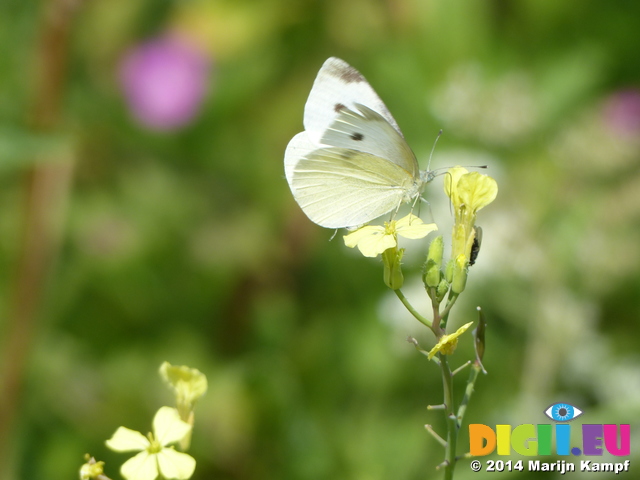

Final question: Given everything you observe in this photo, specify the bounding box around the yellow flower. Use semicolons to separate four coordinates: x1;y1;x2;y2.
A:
159;362;207;415
445;167;497;214
160;362;207;451
428;322;474;359
159;362;207;450
456;171;498;213
79;456;105;480
444;167;497;268
443;167;468;210
106;407;196;480
343;214;438;257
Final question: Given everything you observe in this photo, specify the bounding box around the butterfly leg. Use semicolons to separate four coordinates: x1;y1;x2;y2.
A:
414;196;436;224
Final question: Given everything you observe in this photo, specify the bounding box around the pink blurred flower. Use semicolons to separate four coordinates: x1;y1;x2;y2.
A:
603;89;640;137
120;36;211;131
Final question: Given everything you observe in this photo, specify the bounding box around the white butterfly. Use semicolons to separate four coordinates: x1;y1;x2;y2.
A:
285;57;434;229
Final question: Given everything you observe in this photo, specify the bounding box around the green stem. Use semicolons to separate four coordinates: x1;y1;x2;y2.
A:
425;424;447;447
439;354;458;480
456;363;481;428
394;289;432;329
440;293;459;329
451;360;471;377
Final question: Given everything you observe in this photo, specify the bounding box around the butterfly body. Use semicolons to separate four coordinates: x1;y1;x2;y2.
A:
285;57;433;229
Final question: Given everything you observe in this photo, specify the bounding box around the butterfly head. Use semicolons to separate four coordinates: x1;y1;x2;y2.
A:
420;169;437;185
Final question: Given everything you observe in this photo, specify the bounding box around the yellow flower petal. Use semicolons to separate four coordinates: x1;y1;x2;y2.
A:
343;225;395;257
457;172;498;212
444;167;469;206
157;448;196;480
153;407;192;447
106;427;150;452
343;225;385;247
357;232;397;257
428;322;474;359
120;450;158;480
395;214;438;239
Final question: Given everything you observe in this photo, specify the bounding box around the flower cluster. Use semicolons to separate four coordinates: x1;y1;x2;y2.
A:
82;362;207;480
342;166;497;359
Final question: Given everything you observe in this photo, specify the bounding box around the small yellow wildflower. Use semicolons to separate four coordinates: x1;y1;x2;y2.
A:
445;167;497;262
79;456;105;480
159;362;207;451
445;167;498;216
106;407;195;480
343;213;437;258
159;362;207;416
428;322;474;359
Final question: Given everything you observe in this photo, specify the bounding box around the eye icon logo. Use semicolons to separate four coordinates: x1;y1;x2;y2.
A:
544;403;583;422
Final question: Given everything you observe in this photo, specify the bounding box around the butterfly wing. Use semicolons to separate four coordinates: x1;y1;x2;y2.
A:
286;137;416;228
284;132;316;189
319;103;418;176
304;57;418;175
304;57;402;138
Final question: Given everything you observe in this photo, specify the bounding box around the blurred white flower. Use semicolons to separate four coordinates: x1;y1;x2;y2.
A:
430;63;537;145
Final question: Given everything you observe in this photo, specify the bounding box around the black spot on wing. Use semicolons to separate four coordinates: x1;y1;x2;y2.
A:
339;66;365;83
350;132;364;141
326;60;365;84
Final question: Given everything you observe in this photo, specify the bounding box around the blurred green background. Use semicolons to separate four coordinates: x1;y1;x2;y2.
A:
1;0;639;479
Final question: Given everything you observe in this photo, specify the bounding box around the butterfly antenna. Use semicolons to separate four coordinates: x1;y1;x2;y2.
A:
431;164;488;178
426;129;443;172
444;170;455;216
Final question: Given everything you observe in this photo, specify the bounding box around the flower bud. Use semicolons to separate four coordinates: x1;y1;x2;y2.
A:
383;247;404;290
427;235;444;264
436;278;449;303
423;236;444;288
445;258;454;283
451;254;468;294
80;457;104;480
